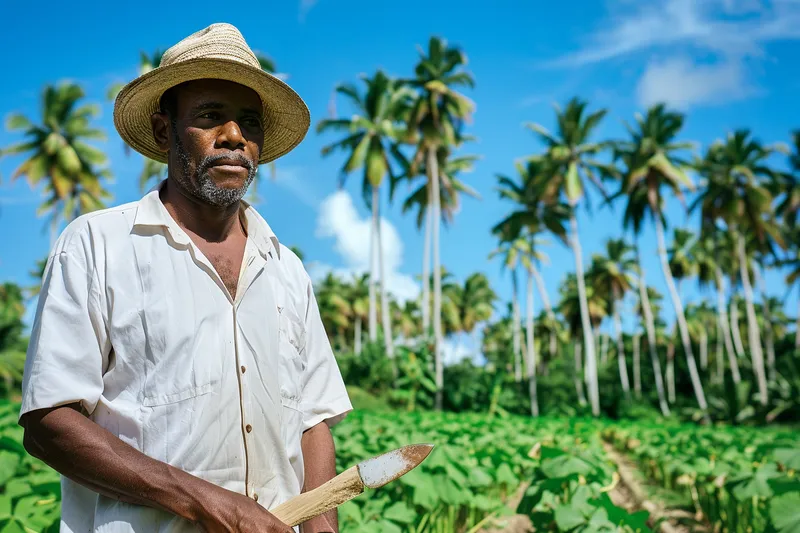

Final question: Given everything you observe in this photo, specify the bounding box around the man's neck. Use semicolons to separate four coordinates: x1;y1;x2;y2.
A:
159;177;244;244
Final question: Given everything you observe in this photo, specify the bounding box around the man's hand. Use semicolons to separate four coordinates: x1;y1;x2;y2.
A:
20;405;293;532
196;488;293;533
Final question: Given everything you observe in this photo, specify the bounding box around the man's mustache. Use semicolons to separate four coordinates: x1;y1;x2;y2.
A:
197;153;256;175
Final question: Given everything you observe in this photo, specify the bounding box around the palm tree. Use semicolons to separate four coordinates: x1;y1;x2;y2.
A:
558;272;608;407
457;273;497;360
349;274;370;355
404;36;475;410
667;228;697;295
633;279;671;416
315;273;352;351
395;148;480;339
786;230;800;349
318;70;412;371
1;82;111;244
613;103;709;420
591;239;636;400
692;130;786;406
523;97;611;416
493;160;571;372
693;230;742;383
775;131;800;230
488;237;526;382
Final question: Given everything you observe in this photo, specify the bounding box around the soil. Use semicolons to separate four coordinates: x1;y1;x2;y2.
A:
603;441;702;533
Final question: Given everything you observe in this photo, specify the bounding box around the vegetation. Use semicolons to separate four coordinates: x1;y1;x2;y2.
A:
1;29;799;533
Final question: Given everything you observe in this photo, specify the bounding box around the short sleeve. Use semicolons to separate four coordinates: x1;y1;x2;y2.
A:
299;277;352;433
19;238;109;421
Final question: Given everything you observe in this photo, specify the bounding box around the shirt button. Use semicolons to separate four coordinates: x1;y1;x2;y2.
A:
241;365;246;374
253;493;259;502
246;424;252;433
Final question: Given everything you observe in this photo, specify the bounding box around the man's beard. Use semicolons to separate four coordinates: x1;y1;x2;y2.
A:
172;126;258;207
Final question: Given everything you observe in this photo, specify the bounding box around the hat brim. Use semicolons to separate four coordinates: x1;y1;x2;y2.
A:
113;57;310;165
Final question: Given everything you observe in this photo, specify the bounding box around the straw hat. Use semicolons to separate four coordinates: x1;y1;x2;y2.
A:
113;23;310;165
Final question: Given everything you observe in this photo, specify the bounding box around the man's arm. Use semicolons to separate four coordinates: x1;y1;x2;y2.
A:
21;404;293;533
299;421;339;533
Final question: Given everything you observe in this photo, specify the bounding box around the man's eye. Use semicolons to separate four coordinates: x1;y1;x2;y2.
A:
199;112;219;120
244;118;262;129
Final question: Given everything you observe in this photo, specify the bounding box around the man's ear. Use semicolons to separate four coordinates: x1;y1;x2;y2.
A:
150;113;171;154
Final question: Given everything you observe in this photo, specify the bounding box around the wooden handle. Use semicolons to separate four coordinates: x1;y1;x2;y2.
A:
270;465;364;527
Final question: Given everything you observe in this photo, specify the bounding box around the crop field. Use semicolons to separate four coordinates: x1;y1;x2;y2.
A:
2;400;798;532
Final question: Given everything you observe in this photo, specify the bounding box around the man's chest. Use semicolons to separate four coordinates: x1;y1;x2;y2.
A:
99;236;308;407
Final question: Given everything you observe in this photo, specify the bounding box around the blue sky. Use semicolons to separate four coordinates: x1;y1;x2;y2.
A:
1;0;798;360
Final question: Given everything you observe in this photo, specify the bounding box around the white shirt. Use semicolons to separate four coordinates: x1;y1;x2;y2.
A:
19;181;352;532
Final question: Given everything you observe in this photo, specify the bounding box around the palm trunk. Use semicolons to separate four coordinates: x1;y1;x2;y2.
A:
569;213;599;416
429;147;444;411
737;233;767;405
715;269;741;383
600;332;609;365
368;188;379;342
531;266;557;361
700;330;708;371
755;264;776;384
666;338;676;404
730;298;746;358
637;263;670;416
715;319;724;384
574;341;587;406
612;288;631;401
654;215;708;418
526;270;539;417
355;317;362;356
376;199;395;373
633;332;642;398
421;198;432;336
512;271;522;383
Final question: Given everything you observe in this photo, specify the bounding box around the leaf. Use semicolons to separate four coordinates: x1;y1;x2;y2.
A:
383;501;416;524
0;520;25;533
495;463;517;486
775;448;800;470
771;492;800;533
0;451;20;486
541;455;594;479
732;463;779;501
555;503;586;530
468;467;493;487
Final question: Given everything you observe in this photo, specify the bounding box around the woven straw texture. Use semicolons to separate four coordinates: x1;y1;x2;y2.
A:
113;23;310;165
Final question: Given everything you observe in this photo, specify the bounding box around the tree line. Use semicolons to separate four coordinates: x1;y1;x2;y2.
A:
1;36;799;423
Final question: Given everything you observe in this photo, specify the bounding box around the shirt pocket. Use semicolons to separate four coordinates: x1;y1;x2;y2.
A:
277;305;307;409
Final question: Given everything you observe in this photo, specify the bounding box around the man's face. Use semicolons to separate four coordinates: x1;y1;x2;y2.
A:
154;79;265;207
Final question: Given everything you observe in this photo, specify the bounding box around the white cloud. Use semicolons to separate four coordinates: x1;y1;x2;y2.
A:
312;190;420;303
545;0;800;108
636;56;754;109
550;0;800;67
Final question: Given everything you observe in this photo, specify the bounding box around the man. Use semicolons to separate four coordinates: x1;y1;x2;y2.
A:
18;23;352;533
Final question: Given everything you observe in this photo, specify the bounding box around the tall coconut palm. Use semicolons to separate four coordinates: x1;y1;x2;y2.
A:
404;36;475;410
1;82;112;244
524;97;611;416
693;230;742;383
315;273;352;351
591;239;636;400
493;159;571;374
692;129;786;406
558;272;608;409
395;148;480;339
318;70;412;371
488;237;526;382
457;273;497;360
518;234;554;417
348;274;370;355
667;228;698;295
633;278;671;416
613;103;709;420
775;131;800;229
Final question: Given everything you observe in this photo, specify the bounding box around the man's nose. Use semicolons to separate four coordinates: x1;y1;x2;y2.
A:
216;120;245;150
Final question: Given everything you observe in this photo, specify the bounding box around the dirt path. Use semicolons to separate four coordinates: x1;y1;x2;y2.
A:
603;441;698;533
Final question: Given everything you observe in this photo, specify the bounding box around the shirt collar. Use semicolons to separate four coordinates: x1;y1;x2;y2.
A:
133;180;281;260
